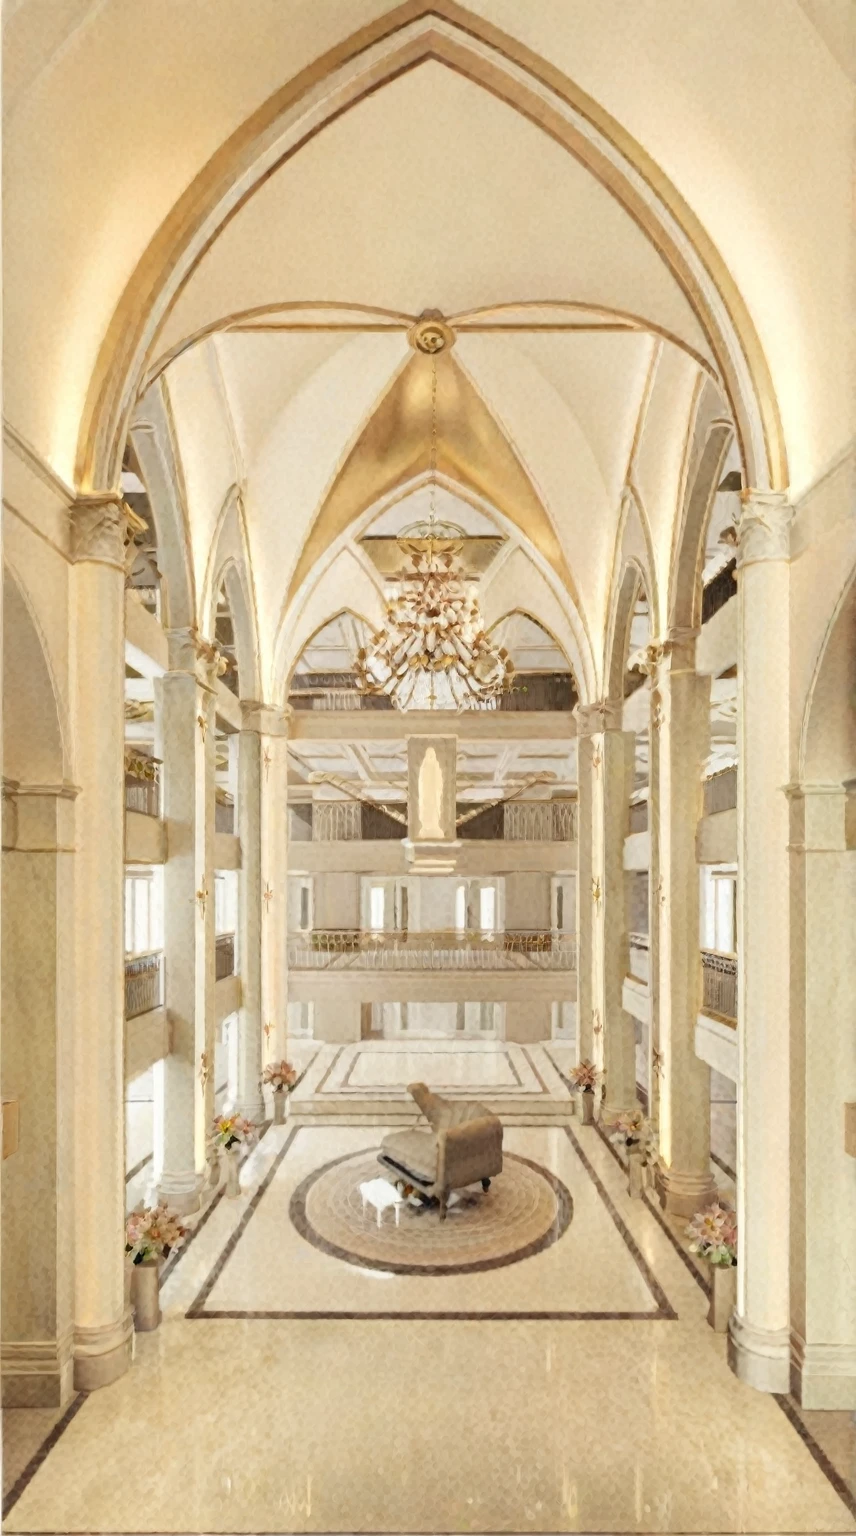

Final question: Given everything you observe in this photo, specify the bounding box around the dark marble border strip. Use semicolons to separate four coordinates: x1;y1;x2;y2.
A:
2;1391;88;1518
160;1120;271;1286
340;1047;524;1091
193;1307;669;1321
124;1152;152;1184
564;1126;676;1319
185;1127;300;1316
313;1046;345;1095
711;1150;736;1181
773;1394;856;1521
592;1118;712;1299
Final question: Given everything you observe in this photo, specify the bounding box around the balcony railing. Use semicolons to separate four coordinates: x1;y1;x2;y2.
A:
306;798;577;843
215;797;235;834
701;949;737;1023
124;754;161;818
703;766;737;816
124;951;163;1018
215;933;236;980
288;929;577;972
628;800;648;835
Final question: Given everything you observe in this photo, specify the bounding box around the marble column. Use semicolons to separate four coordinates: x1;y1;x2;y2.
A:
646;678;662;1128
155;630;217;1213
729;491;794;1394
574;701;636;1114
232;706;266;1122
652;633;717;1217
70;496;133;1391
256;706;290;1061
1;784;76;1406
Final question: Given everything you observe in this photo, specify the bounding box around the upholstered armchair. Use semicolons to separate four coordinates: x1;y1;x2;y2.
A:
378;1082;503;1219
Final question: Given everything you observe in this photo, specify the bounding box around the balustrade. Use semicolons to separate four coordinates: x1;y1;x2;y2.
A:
215;932;236;980
215;796;235;834
124;952;163;1017
288;929;576;972
700;948;737;1022
628;932;650;983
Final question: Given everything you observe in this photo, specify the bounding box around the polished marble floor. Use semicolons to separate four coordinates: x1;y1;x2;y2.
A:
4;1111;855;1535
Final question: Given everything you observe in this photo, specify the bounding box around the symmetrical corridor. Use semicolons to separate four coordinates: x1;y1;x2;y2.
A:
5;1103;854;1533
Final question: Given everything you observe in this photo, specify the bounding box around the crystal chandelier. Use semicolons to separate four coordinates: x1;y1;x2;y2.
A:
355;344;513;712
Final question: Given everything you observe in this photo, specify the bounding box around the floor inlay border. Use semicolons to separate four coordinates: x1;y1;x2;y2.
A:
288;1148;571;1275
2;1393;88;1519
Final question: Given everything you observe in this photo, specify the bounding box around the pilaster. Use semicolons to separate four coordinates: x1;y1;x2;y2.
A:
69;495;133;1391
652;632;717;1217
729;490;795;1394
244;703;290;1061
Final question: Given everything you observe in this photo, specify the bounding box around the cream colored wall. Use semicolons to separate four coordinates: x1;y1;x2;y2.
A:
313;872;361;929
504;872;551;931
505;998;553;1044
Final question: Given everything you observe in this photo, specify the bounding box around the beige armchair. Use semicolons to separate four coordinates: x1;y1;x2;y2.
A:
378;1082;503;1219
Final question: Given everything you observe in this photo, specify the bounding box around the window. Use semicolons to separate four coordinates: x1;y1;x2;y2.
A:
300;885;310;931
124;869;162;955
369;885;385;932
455;883;467;933
479;885;496;933
215;871;237;935
700;867;737;954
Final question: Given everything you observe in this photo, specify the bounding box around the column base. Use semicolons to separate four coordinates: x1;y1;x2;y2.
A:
156;1169;203;1215
727;1312;791;1394
73;1313;133;1392
602;1098;639;1124
2;1334;75;1407
790;1331;856;1410
656;1165;718;1218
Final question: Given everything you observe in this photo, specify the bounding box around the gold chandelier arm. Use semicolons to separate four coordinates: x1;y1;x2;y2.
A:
455;772;554;828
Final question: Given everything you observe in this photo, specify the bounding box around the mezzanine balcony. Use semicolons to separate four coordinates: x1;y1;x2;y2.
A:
288;928;576;973
124;754;161;818
124;951;164;1017
700;948;737;1023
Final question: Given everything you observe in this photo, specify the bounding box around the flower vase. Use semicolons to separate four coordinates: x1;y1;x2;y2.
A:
627;1143;644;1199
708;1261;737;1332
222;1145;241;1198
273;1090;288;1126
124;1257;134;1316
131;1260;161;1332
579;1090;595;1125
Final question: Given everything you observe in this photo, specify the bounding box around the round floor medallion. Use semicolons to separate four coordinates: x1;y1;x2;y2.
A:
289;1149;572;1274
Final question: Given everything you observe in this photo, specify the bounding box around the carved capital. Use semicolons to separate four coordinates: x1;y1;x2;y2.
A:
240;700;291;737
165;625;226;685
71;494;144;570
736;491;794;568
573;699;622;737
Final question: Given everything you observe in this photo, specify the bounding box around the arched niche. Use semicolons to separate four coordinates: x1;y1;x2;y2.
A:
800;567;856;787
3;566;66;786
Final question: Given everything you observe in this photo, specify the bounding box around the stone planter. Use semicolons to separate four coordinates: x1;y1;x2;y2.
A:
708;1261;737;1332
222;1145;241;1198
130;1260;161;1332
627;1143;644;1199
579;1090;595;1125
273;1090;289;1126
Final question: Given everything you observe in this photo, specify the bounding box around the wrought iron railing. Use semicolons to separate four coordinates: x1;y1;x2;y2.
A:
628;800;648;835
124;951;163;1017
288;929;577;972
215;933;236;980
215;797;235;834
703;766;737;816
301;798;577;843
124;754;161;818
701;949;737;1022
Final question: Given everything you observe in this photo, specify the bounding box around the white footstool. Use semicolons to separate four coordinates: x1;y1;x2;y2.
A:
359;1176;406;1228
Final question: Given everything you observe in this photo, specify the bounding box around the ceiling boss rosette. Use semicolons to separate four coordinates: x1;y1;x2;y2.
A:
355;317;514;713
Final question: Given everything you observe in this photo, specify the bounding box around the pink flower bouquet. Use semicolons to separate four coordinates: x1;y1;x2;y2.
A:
262;1060;298;1093
125;1202;187;1265
609;1108;649;1147
569;1060;601;1092
209;1113;256;1152
686;1200;737;1267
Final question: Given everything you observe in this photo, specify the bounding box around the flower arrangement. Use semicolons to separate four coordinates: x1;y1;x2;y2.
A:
209;1113;256;1152
569;1060;601;1093
609;1108;649;1147
125;1202;187;1266
262;1060;298;1093
686;1200;737;1267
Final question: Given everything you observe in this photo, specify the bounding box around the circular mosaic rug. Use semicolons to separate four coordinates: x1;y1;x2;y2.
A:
289;1149;572;1274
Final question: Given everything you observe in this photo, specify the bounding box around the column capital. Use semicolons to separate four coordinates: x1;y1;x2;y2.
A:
735;490;794;568
165;624;227;686
70;494;145;571
240;700;291;737
573;699;622;737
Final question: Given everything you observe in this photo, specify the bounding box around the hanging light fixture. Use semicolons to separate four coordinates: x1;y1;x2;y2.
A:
355;318;514;712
